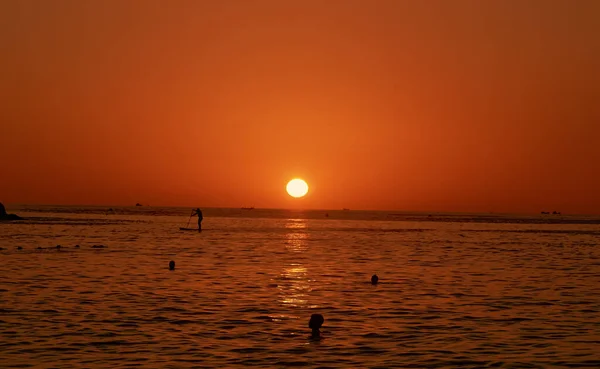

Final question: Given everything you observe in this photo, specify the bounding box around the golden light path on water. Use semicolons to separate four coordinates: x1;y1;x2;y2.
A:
280;219;311;308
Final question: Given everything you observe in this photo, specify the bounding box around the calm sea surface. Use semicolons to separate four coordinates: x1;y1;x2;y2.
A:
1;205;599;368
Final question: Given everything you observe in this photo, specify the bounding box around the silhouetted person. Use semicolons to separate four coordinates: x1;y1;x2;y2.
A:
191;208;203;232
309;313;324;338
371;274;379;285
169;260;175;270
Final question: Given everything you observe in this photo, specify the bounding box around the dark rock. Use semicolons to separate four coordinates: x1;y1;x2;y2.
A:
0;202;23;220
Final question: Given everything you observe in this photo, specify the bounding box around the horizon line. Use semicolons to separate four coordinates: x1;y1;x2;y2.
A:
4;202;596;217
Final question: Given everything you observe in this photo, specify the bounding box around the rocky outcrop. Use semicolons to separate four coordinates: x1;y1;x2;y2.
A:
0;202;23;220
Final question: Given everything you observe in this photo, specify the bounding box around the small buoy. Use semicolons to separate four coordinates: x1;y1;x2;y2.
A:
371;274;379;285
169;260;175;270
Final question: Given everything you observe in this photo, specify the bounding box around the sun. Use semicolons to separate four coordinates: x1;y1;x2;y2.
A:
286;179;309;198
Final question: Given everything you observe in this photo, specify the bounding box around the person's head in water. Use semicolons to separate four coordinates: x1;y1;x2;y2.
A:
169;260;175;270
309;314;324;338
371;274;379;285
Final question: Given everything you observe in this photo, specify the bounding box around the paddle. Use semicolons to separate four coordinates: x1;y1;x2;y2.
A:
185;210;194;228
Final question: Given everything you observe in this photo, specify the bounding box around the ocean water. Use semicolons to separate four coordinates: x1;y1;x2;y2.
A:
1;205;599;368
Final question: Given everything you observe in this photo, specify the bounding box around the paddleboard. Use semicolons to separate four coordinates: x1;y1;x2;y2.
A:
180;227;201;231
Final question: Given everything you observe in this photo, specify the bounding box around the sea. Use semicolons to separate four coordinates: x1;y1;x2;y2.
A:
1;205;599;368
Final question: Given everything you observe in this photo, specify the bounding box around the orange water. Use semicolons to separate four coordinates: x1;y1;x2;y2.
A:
1;207;599;368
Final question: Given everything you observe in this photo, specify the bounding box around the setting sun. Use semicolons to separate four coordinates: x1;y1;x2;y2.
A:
286;179;309;198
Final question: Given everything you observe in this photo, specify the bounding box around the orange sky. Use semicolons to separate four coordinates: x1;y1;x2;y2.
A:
1;0;599;214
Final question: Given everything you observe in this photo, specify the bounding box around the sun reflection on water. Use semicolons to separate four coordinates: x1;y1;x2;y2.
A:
279;219;311;307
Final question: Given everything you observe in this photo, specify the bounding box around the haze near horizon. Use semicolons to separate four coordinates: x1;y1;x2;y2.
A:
1;0;599;214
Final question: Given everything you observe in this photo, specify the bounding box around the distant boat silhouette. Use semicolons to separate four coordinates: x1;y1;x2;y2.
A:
342;208;350;211
241;207;254;210
135;203;142;207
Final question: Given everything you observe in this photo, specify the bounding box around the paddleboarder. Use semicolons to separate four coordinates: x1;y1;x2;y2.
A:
191;208;203;232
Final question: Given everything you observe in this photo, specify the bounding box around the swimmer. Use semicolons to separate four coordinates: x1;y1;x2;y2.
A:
309;313;324;339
